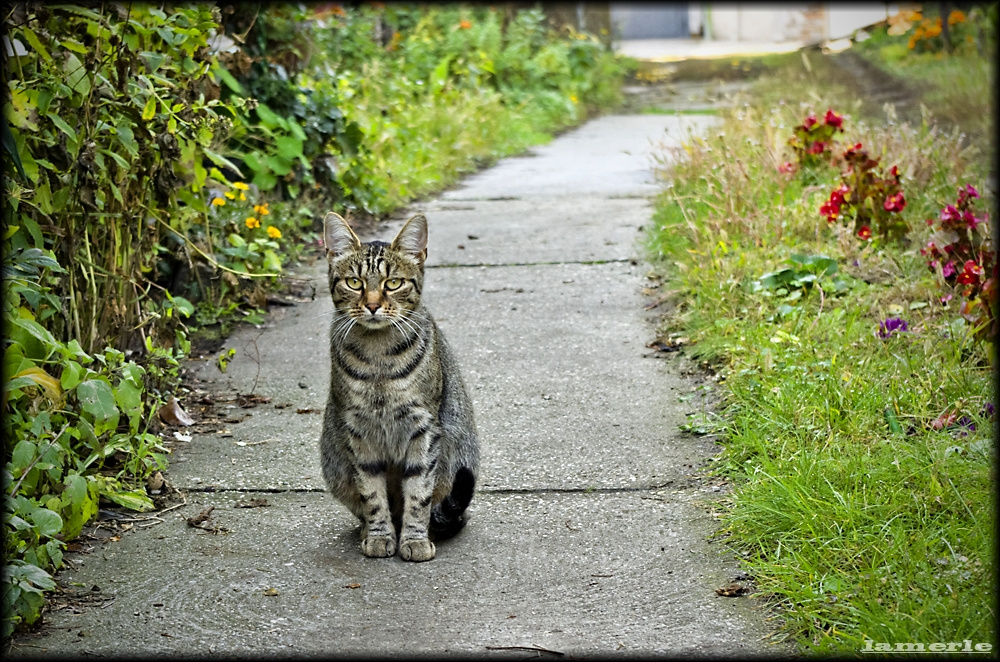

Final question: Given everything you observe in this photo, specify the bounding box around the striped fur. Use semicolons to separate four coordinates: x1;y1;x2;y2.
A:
319;212;479;561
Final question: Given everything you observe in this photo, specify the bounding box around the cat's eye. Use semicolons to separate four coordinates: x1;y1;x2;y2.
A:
345;277;363;290
384;278;403;291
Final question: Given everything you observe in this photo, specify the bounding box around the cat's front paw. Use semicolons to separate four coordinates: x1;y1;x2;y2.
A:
399;538;435;562
361;534;396;558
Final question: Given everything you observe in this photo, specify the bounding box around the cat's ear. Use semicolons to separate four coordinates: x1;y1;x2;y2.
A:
391;214;428;264
324;212;361;261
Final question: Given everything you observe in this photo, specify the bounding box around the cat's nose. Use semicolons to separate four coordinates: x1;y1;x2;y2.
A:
365;303;380;314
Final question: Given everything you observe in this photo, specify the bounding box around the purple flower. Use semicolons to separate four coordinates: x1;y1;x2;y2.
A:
955;416;976;434
877;318;908;339
982;402;995;418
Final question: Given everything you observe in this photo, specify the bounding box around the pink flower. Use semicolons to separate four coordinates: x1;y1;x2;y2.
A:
940;204;962;225
884;192;906;212
778;161;796;174
942;261;957;279
823;109;844;130
962;210;985;230
957;184;980;207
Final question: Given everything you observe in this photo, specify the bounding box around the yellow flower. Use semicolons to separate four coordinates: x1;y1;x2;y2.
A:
233;182;250;191
225;191;236;200
253;203;270;216
245;217;260;229
266;226;282;239
570;94;578;104
211;197;226;206
239;191;246;201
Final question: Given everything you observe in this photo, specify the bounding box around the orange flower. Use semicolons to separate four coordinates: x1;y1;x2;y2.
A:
459;19;471;29
948;10;965;25
245;217;260;229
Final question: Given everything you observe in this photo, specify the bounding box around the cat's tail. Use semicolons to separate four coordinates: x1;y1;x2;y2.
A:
429;467;476;540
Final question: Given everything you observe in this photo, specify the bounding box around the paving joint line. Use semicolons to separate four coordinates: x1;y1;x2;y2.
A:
173;482;698;496
428;258;636;269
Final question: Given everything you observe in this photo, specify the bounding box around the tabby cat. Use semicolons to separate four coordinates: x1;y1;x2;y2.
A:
319;212;479;562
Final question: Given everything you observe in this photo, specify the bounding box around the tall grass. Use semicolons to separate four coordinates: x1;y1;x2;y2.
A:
647;73;995;652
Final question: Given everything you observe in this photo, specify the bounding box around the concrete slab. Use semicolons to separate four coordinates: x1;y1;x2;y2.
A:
19;490;771;657
9;86;783;657
174;259;711;493
441;114;717;200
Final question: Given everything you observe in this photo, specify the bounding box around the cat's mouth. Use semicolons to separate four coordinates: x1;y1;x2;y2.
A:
356;312;393;329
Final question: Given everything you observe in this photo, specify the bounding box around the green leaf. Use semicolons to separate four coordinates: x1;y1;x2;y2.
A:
254;103;287;130
11;440;37;470
275;135;304;161
76;379;120;434
46;113;77;143
29;507;63;538
263;154;292;176
141;94;157;121
101;489;154;512
115;123;139;158
8;315;59;352
59;361;86;390
63;53;91;96
212;64;244;94
139;50;167;73
64;474;88;508
203;148;245;179
19;28;51;62
168;296;195;317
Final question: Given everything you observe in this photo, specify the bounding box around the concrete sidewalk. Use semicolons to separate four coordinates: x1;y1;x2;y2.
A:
616;38;804;62
11;112;785;657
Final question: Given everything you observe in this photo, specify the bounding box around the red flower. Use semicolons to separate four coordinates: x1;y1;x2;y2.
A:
957;260;985;283
857;226;873;241
844;142;863;158
823;109;844;130
820;200;840;222
807;141;827;155
802;114;818;130
884;192;906;212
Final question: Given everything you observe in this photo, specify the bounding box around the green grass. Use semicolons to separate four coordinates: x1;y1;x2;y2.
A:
639;107;721;116
645;57;995;652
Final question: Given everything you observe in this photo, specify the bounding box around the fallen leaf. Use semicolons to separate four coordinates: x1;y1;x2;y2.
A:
173;431;193;442
715;583;750;597
234;498;269;509
237;393;272;408
343;583;361;589
263;587;280;596
296;408;321;414
159;396;194;426
186;506;215;527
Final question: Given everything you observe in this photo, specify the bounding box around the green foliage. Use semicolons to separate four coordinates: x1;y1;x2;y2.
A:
646;65;994;651
2;2;627;637
219;4;627;216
